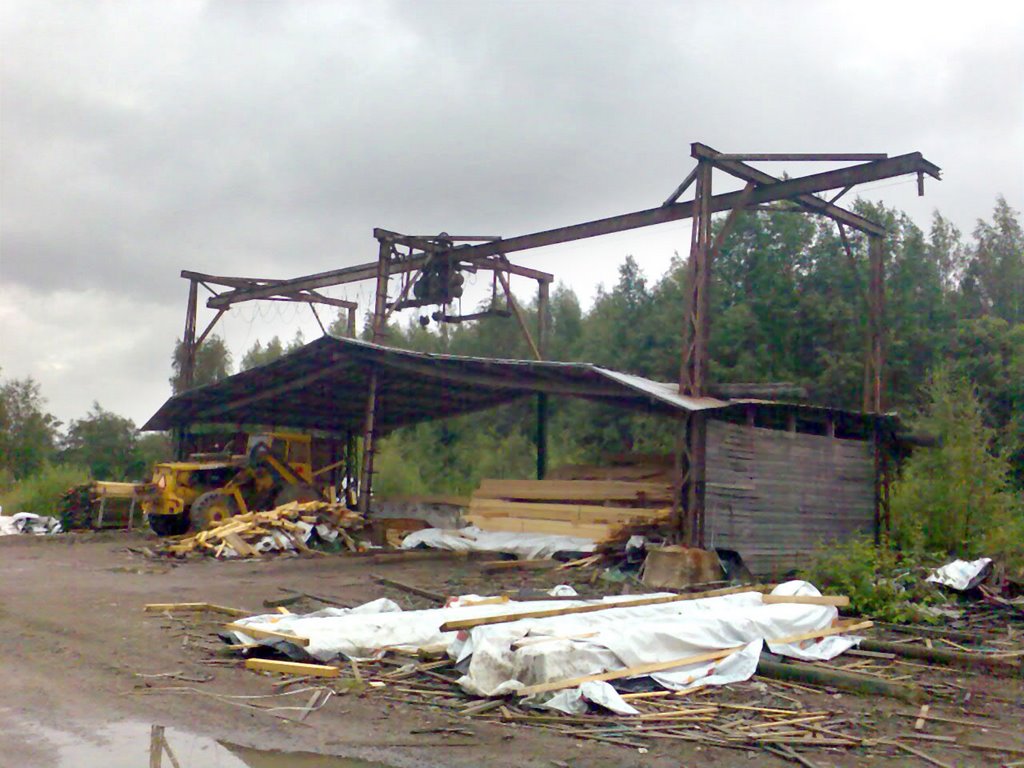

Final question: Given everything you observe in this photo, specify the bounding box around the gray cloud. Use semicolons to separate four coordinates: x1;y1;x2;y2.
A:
1;0;1021;424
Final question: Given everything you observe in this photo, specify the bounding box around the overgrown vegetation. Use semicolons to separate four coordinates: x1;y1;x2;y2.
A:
890;368;1022;560
801;537;944;623
0;462;91;518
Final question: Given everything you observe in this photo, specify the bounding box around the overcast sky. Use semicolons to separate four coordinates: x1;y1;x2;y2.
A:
2;0;1022;428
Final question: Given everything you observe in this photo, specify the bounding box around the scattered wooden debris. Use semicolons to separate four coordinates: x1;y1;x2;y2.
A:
154;501;365;559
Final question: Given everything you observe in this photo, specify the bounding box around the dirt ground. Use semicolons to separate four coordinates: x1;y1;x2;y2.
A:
1;532;1021;768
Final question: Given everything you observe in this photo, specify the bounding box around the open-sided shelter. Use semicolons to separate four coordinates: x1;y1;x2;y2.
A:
145;336;895;573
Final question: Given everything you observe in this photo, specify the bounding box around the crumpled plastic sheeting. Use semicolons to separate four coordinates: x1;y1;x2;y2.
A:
401;525;595;560
927;557;993;591
455;582;856;697
0;512;62;536
229;582;860;702
534;680;639;715
229;596;596;662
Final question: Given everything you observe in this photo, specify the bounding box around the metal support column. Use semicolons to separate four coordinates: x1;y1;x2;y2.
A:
866;235;886;413
536;280;550;480
678;160;713;547
358;239;392;514
175;278;199;459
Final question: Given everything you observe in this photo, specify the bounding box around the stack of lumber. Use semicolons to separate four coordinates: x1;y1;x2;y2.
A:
157;500;365;559
58;481;141;530
466;476;672;545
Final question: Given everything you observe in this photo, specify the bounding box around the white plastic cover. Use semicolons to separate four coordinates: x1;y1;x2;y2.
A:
401;525;596;559
228;581;860;703
0;512;62;536
927;557;993;591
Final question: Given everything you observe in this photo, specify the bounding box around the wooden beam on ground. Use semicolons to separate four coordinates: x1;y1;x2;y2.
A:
439;585;769;632
224;622;310;646
244;659;340;678
756;658;922;702
144;602;250;617
858;639;1023;676
761;594;850;607
768;620;873;645
481;559;561;573
373;576;446;603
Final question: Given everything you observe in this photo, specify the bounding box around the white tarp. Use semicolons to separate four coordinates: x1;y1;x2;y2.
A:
228;581;861;703
401;525;596;560
927;557;993;591
0;512;62;536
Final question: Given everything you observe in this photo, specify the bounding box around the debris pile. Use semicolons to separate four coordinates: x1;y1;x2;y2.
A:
142;560;1024;765
155;501;366;559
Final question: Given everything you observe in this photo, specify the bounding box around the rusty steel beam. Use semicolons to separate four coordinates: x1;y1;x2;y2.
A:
714;153;889;162
693;144;889;236
208;149;939;309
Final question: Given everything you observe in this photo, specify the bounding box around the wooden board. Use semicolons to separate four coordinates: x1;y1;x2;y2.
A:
464;516;611;539
475;479;673;504
224;622;310;646
469;498;668;525
245;659;339;677
516;646;741;696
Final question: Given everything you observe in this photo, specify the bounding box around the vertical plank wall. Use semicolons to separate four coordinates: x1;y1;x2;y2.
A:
705;419;875;575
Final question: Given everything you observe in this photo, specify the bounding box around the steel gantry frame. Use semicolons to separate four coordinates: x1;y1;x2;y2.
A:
177;141;940;537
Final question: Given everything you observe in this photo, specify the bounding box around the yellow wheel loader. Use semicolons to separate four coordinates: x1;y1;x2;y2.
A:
138;432;322;535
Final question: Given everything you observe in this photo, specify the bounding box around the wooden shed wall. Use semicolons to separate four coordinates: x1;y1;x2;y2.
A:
705;419;875;575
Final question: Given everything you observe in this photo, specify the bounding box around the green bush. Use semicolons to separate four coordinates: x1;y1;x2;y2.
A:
0;462;91;518
890;367;1018;555
801;537;944;623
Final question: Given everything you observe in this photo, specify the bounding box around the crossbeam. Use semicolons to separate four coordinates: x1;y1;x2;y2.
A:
692;143;890;236
207;150;939;309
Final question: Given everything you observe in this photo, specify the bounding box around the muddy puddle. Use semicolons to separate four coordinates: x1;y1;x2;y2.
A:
40;721;388;767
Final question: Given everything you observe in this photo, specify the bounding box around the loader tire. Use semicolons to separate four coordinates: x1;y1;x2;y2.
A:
189;491;240;531
147;513;189;537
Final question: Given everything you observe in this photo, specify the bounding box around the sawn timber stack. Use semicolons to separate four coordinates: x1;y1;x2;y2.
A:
466;477;672;545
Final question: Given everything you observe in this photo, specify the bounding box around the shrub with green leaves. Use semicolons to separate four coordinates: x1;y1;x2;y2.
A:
890;366;1020;559
801;537;944;623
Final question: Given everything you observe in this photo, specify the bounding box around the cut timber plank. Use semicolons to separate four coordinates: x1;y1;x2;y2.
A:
144;602;250;617
470;498;668;524
517;646;742;695
439;585;766;632
476;479;672;503
769;620;873;645
465;515;609;539
761;594;850;607
224;622;310;646
222;533;257;557
245;659;340;678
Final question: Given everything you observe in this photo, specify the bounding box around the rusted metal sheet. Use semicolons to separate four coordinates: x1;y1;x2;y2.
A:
704;419;875;575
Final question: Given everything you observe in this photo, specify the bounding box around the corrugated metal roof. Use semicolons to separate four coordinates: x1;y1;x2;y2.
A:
143;335;890;434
